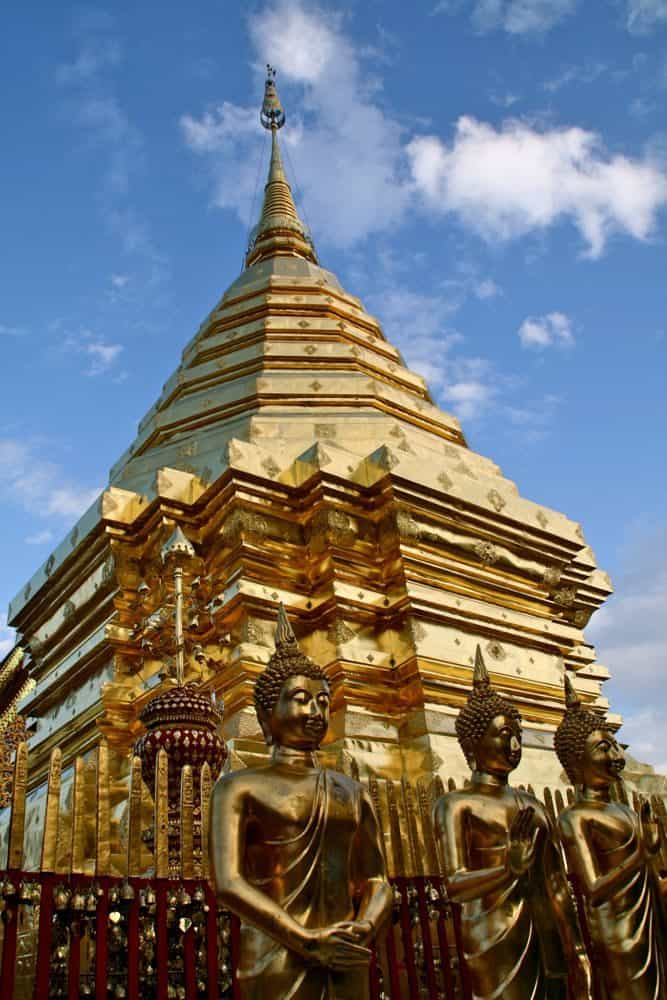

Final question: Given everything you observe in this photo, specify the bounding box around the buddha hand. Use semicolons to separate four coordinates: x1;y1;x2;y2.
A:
640;799;661;857
304;925;372;970
508;806;539;876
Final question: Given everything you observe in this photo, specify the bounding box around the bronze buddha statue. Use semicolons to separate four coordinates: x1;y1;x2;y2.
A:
433;648;591;999
555;673;666;999
209;606;392;999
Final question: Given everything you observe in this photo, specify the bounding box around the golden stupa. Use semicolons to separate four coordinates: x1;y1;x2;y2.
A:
3;68;615;826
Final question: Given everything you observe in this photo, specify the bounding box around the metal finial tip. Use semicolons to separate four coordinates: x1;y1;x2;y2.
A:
564;672;581;710
160;525;196;563
275;603;298;647
473;645;490;688
261;64;286;130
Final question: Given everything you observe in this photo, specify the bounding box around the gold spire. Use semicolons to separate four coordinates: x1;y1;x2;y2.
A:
275;602;299;649
563;672;581;711
245;67;317;269
473;644;490;690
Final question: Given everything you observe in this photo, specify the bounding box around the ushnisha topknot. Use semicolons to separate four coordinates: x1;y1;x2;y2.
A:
455;645;521;769
554;673;612;784
254;604;327;717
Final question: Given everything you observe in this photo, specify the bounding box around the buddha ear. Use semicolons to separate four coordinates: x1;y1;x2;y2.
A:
256;705;274;746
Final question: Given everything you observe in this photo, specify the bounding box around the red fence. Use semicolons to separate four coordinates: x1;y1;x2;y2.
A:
0;872;473;1000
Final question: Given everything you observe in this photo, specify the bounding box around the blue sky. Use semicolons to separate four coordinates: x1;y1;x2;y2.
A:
1;0;666;765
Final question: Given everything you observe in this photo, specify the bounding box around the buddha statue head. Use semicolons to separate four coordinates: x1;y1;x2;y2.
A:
455;646;522;777
254;605;330;750
554;673;624;788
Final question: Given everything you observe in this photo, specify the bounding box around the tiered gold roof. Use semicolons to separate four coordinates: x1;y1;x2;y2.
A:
7;72;613;793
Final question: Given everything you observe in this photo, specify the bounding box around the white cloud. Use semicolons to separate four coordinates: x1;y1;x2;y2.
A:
64;330;123;376
588;522;667;771
0;437;100;521
489;91;521;108
518;311;574;348
368;287;500;421
543;61;608;93
181;0;410;247
83;340;124;376
0;323;26;337
407;117;667;257
56;31;121;84
444;370;497;420
25;530;54;545
626;0;667;33
183;1;666;258
504;392;561;442
434;0;577;34
57;18;167;287
111;274;130;288
474;278;501;299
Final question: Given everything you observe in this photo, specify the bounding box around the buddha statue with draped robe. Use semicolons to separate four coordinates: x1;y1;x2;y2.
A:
433;648;592;999
555;674;666;999
209;606;392;999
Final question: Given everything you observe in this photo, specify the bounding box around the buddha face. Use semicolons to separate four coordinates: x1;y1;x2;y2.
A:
263;674;331;750
475;713;522;776
580;728;625;788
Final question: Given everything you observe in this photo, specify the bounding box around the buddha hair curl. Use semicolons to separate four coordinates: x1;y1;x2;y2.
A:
455;646;521;769
254;605;327;717
554;674;611;784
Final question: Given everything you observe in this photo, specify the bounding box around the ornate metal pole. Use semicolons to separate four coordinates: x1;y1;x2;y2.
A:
160;525;195;686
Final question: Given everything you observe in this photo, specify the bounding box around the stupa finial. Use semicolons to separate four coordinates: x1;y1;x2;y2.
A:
260;65;286;131
245;66;317;269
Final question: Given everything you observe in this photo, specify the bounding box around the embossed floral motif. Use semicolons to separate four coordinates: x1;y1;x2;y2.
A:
553;587;576;607
223;510;269;544
314;424;336;439
327;619;355;645
244;619;266;645
474;540;499;565
311;444;332;467
226;442;243;464
177;440;198;459
376;446;399;471
487;489;506;513
536;510;549;528
261;457;280;478
542;566;562;587
438;472;453;492
409;620;427;645
311;508;355;547
396;510;420;541
102;556;115;583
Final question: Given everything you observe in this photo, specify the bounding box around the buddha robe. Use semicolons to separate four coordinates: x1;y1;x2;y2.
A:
238;769;370;1000
440;792;570;1000
564;812;665;1000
